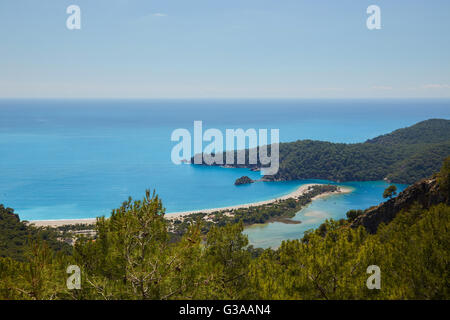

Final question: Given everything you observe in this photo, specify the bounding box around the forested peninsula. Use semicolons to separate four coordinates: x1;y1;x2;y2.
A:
193;119;450;184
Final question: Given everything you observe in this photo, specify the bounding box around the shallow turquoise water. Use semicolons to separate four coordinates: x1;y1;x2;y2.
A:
0;99;448;223
244;181;407;248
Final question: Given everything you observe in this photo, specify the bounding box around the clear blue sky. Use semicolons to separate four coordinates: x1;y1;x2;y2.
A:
1;0;449;98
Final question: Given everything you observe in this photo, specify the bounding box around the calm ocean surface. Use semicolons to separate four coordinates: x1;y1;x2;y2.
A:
1;99;449;247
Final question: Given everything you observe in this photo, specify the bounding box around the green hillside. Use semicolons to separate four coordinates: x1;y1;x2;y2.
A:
0;205;71;261
365;119;450;145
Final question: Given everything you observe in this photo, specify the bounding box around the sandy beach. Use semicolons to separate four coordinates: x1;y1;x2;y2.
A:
166;184;351;220
29;218;97;227
29;184;352;227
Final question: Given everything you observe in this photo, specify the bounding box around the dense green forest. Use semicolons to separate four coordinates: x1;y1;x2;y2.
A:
194;119;450;184
0;205;71;261
0;159;448;300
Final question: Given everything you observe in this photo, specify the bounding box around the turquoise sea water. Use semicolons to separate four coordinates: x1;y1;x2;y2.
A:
244;180;407;249
0;99;448;245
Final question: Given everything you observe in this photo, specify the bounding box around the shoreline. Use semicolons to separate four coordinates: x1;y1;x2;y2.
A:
29;184;353;227
166;184;352;220
29;218;97;227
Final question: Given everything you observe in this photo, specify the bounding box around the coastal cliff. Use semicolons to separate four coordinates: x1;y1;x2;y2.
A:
351;176;449;233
